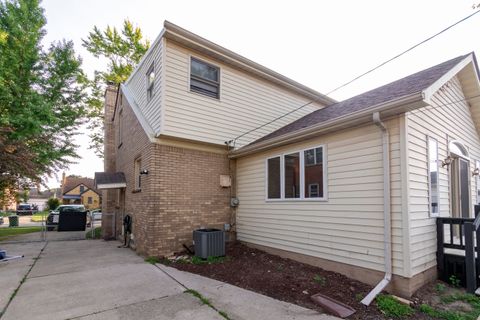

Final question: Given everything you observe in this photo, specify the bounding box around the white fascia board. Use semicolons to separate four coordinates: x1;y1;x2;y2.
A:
229;92;425;158
96;183;127;190
120;84;157;142
423;54;474;102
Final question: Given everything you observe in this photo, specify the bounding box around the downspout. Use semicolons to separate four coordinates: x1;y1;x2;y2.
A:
361;112;392;306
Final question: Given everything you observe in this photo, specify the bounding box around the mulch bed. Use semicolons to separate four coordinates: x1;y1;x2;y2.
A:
164;242;433;319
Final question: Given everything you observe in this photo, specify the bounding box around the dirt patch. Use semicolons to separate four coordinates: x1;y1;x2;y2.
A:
164;242;433;319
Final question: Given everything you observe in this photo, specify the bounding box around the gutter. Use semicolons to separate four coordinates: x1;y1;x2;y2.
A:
229;92;424;158
361;112;392;306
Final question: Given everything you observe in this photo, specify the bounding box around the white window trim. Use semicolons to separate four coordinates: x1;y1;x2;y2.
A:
427;136;440;217
188;55;221;100
265;144;328;202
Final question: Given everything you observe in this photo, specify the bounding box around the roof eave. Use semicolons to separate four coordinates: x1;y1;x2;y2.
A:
162;21;335;105
229;92;426;158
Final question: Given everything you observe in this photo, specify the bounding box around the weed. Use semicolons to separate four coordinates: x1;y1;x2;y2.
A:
191;255;228;265
376;294;414;318
185;289;231;320
85;227;102;239
436;283;446;293
420;303;471;320
145;256;161;264
313;274;326;286
449;275;461;287
420;293;480;320
355;293;364;301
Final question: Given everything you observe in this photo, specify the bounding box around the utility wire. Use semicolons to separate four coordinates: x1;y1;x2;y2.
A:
228;9;480;147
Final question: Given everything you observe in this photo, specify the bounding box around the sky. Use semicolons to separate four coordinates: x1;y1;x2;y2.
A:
40;0;480;188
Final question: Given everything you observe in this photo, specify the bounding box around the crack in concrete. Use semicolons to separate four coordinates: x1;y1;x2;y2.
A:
66;295;171;319
0;241;48;319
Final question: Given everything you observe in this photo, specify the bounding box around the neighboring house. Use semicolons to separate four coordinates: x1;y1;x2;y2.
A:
231;53;480;298
96;21;480;298
27;188;59;211
61;174;101;209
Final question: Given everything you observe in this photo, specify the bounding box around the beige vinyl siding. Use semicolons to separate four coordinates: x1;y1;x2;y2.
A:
407;76;480;276
162;40;324;147
236;118;406;275
124;38;164;135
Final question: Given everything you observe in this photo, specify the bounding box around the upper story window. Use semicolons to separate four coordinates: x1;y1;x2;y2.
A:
146;63;155;101
266;145;326;201
190;57;219;99
79;185;85;193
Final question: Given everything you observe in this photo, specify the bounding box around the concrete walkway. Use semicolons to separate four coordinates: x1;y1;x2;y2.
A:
0;240;338;320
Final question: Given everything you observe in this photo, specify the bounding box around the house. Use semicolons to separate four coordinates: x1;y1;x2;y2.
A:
96;21;480;298
26;188;59;211
96;21;334;256
61;174;101;209
230;53;480;299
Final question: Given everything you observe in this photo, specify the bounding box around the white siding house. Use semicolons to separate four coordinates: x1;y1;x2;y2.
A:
231;53;480;298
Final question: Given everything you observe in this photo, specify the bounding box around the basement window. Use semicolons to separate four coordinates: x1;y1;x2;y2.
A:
266;145;327;201
190;57;219;98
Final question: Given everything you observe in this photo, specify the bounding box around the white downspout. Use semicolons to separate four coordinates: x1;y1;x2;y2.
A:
361;112;392;306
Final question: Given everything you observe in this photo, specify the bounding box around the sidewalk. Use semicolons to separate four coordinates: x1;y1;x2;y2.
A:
0;239;338;320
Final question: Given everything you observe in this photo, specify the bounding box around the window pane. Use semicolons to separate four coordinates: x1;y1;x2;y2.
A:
285;153;300;198
428;138;439;215
191;59;218;82
267;157;281;199
305;149;315;165
304;147;323;198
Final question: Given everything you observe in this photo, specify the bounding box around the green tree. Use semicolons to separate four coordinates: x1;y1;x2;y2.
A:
0;0;86;193
82;19;150;157
46;197;60;211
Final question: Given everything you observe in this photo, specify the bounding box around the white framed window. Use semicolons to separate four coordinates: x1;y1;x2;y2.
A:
427;137;439;217
146;63;155;101
190;57;220;98
266;145;327;201
134;158;142;191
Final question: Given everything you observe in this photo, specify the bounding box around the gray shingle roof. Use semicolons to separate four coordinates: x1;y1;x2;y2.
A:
250;54;469;146
94;172;126;186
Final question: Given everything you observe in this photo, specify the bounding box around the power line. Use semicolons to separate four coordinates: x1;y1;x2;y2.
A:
325;9;480;96
229;9;480;147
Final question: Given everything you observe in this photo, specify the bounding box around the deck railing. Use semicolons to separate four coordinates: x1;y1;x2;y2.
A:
437;214;480;293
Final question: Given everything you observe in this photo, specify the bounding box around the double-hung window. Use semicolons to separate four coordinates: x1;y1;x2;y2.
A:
190;57;219;98
266;146;326;200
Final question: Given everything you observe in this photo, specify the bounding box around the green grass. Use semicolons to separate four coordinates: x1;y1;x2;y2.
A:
191;255;228;265
31;211;48;222
85;227;102;239
184;289;231;320
376;294;414;318
0;226;42;240
145;256;161;264
418;293;480;320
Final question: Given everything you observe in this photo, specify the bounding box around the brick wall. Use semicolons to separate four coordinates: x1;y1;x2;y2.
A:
102;84;118;239
107;87;233;257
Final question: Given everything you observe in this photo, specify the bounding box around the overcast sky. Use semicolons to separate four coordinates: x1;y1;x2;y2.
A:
40;0;480;188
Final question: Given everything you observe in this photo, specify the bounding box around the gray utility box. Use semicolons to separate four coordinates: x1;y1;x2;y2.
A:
193;229;225;259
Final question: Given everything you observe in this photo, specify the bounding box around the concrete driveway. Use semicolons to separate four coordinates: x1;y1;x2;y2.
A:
0;240;337;320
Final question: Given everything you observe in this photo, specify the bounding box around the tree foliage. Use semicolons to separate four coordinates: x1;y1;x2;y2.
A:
46;197;60;210
0;0;86;193
82;19;150;157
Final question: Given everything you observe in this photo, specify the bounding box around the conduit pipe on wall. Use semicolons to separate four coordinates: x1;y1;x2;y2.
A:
361;112;392;306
